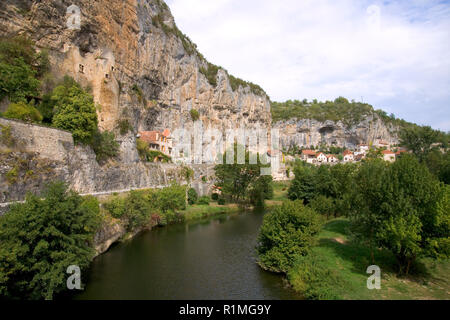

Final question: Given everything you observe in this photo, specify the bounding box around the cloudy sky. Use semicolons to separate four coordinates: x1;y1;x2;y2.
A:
165;0;450;131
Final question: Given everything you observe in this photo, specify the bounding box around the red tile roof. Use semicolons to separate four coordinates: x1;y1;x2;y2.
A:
382;150;395;155
302;150;316;156
343;150;353;156
139;131;159;143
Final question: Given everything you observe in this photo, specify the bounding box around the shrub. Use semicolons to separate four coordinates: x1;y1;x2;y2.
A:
0;124;15;147
197;196;210;205
104;196;126;219
117;119;133;135
308;195;335;220
131;84;144;103
218;198;226;205
157;184;186;213
188;188;198;205
0;36;43;103
0;182;101;300
257;201;323;273
91;130;120;163
51;76;98;144
6;166;18;184
190;108;200;121
3;101;43;122
211;193;219;201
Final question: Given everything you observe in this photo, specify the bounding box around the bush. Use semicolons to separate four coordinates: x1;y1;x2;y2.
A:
0;36;44;103
288;253;344;300
308;195;335;220
117;119;133;135
188;188;198;205
197;196;210;205
218;198;226;205
0;124;15;147
211;193;219;201
257;201;323;273
157;184;186;213
104;196;126;219
51;76;98;144
190;108;200;121
91;130;120;163
0;182;101;300
3;101;43;123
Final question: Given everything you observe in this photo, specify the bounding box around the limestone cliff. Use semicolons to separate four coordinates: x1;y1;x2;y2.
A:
274;115;400;150
0;0;272;166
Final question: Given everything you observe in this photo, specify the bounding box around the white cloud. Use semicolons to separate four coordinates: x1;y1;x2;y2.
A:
166;0;450;130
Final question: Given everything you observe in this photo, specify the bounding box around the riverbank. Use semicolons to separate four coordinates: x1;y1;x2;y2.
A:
93;190;245;257
288;219;450;300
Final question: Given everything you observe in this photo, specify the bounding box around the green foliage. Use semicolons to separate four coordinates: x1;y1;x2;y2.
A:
188;188;198;205
190;108;200;121
136;138;171;163
288;253;344;300
3;101;43;123
91;130;120;163
288;165;317;204
104;196;126;219
157;184;187;213
214;144;271;204
51;76;98;144
197;196;210;205
0;36;46;103
425;150;450;184
131;84;144;103
0;124;15;147
400;126;440;162
0;182;101;300
228;74;267;97
349;156;448;274
257;201;323;273
199;62;220;87
249;175;274;207
218;198;226;205
211;193;219;201
6;166;18;184
308;195;335;220
117;119;133;135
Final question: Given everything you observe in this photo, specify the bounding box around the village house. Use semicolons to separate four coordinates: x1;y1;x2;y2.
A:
382;150;396;163
327;154;339;163
316;152;328;163
301;150;317;164
358;144;370;154
343;150;354;163
375;139;390;149
138;129;173;156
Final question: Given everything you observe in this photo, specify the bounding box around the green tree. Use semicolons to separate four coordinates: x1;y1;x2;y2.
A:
188;188;198;205
350;156;448;274
91;130;120;163
51;76;98;144
399;126;439;161
214;144;269;203
3;101;43;123
288;165;317;204
257;201;323;273
0;182;101;300
0;36;46;103
249;175;274;207
308;195;335;220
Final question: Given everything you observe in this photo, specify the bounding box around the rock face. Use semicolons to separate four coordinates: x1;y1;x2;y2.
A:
0;0;272;165
274;115;400;150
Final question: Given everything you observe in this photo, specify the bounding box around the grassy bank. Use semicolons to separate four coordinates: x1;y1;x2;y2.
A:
288;219;450;300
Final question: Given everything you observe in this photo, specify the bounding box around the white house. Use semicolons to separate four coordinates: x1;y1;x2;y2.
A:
316;152;328;163
382;150;396;163
301;150;317;164
343;150;354;162
327;155;339;163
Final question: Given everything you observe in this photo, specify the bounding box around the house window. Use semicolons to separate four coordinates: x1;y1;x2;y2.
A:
105;73;109;79
79;64;84;74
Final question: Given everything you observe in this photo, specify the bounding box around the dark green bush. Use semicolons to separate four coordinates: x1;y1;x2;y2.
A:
0;182;101;300
190;108;200;121
91;130;120;163
257;201;323;273
197;196;210;205
218;198;226;205
188;188;198;205
211;193;219;201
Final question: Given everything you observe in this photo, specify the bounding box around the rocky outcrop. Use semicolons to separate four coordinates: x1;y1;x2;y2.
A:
0;0;271;166
274;115;400;150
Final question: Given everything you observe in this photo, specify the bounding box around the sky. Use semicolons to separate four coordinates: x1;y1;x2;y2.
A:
165;0;450;131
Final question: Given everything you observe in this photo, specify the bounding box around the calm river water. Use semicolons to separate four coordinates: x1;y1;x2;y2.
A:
73;210;301;300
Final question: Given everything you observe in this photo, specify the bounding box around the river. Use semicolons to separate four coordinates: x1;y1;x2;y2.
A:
73;210;301;300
